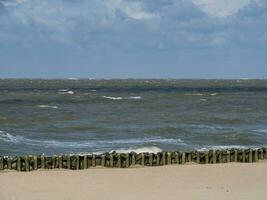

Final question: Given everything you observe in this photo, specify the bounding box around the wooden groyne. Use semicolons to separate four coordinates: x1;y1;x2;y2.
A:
0;148;266;172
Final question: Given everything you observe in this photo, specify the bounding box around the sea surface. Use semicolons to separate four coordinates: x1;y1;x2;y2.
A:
0;79;267;156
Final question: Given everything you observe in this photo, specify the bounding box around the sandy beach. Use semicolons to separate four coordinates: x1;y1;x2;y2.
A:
0;162;267;200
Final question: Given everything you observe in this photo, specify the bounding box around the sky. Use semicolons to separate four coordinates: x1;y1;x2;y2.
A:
0;0;266;78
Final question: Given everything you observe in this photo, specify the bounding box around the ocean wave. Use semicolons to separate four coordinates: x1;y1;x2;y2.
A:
37;105;58;109
0;131;184;148
114;146;162;154
58;90;74;95
197;145;258;151
254;129;267;134
102;96;142;100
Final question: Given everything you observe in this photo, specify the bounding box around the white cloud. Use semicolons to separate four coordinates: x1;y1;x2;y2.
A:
191;0;251;17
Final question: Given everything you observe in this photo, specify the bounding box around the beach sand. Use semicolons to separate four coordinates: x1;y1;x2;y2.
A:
0;162;267;200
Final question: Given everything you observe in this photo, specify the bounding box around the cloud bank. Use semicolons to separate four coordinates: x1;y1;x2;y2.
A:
0;0;266;78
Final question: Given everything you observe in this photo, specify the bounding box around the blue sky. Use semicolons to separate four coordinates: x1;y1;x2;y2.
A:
0;0;266;78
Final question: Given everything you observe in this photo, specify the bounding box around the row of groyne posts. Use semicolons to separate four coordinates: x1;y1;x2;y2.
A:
0;148;267;172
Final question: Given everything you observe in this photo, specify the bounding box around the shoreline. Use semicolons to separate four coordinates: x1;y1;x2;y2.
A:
1;162;267;200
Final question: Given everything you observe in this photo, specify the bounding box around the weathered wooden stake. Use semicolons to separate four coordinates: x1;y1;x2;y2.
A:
259;149;263;160
25;156;29;172
227;151;231;163
141;153;145;166
92;155;96;167
174;152;179;164
76;155;79;170
59;156;62;169
205;152;209;164
7;157;12;169
132;154;136;166
0;157;3;170
167;152;171;165
17;156;21;171
148;154;152;166
101;155;105;167
234;150;238;162
118;154;121;168
255;150;258;162
110;155;114;167
41;155;45;169
156;154;160;166
182;152;186;164
83;156;87;169
249;149;253;163
218;152;222;163
126;153;130;168
196;152;200;164
242;150;246;163
162;152;166;165
187;152;191;163
52;156;56;169
67;156;71;169
213;150;216;164
33;155;38;170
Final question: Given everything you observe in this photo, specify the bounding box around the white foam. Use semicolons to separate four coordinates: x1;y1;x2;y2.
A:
37;105;58;109
0;131;185;149
254;129;267;134
210;93;218;96
102;96;123;100
115;146;162;154
58;91;74;95
197;145;257;151
125;96;142;100
58;89;69;92
185;93;204;96
102;96;142;100
200;98;207;101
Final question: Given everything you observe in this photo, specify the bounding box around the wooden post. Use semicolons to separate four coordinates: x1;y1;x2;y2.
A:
67;156;71;169
255;149;258;162
156;153;160;166
0;157;3;170
83;156;87;169
126;153;130;168
242;150;246;163
162;152;166;165
218;151;222;163
174;152;179;164
101;155;105;167
149;153;153;166
234;150;238;162
52;156;56;169
265;148;267;159
227;150;231;163
17;156;21;171
213;150;216;164
41;155;45;169
205;152;209;164
249;149;253;163
59;156;62;169
7;157;12;169
182;152;186;164
25;156;29;172
167;152;171;165
196;152;200;164
110;155;114;167
118;154;121;168
259;149;263;160
76;156;79;170
131;154;136;166
187;152;192;163
91;155;96;167
33;156;38;170
141;153;145;166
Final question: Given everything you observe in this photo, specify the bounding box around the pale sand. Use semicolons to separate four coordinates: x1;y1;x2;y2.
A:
0;162;267;200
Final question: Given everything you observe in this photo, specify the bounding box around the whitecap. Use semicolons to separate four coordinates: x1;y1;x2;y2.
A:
37;105;58;109
197;145;258;151
210;93;218;96
102;96;142;100
200;98;207;101
58;91;74;95
185;93;204;96
102;96;123;100
254;129;267;134
115;146;162;154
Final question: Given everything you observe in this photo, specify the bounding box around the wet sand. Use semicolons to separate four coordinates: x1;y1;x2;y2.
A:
0;162;267;200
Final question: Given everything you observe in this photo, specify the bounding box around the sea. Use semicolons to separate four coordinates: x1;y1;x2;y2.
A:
0;79;267;156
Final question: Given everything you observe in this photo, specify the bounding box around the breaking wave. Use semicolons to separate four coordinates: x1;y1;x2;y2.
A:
37;105;58;109
0;131;184;149
102;96;142;100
